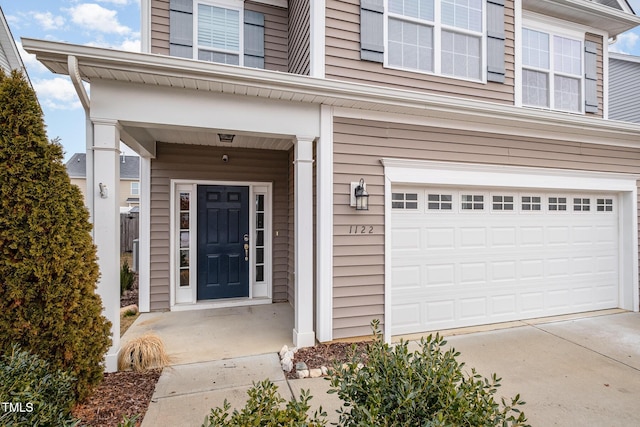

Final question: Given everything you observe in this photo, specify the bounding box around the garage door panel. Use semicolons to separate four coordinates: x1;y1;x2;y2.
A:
391;188;620;335
425;228;455;249
521;227;545;246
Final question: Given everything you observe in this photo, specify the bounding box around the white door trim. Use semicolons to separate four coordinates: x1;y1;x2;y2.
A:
381;158;639;341
169;179;273;311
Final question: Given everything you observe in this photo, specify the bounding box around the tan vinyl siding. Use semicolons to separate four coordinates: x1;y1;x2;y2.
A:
150;1;288;71
245;1;289;72
151;0;170;55
586;32;604;118
325;0;515;104
288;0;311;75
332;117;640;339
149;142;290;310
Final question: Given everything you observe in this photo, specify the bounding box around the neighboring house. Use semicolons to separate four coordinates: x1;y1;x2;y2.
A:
66;153;141;212
0;6;28;76
609;52;640;123
23;0;640;371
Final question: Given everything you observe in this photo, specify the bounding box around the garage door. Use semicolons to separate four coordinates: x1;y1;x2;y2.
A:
390;187;619;335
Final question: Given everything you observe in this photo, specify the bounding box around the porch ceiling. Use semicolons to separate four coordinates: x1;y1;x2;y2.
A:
121;123;294;151
21;38;640;149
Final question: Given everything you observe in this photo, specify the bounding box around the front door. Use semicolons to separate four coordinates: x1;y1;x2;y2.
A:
197;185;249;300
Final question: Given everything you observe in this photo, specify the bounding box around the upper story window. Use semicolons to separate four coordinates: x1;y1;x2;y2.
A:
197;3;241;65
386;0;484;80
521;23;583;113
169;0;265;68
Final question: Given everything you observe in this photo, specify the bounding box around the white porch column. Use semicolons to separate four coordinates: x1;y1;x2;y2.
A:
316;106;333;342
138;156;151;313
91;119;121;372
293;136;316;347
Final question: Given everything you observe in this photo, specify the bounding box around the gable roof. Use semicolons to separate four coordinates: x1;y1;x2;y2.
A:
0;6;27;76
66;153;140;179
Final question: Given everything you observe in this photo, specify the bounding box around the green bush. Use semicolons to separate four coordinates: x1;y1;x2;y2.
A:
120;260;135;296
202;379;327;427
0;70;112;401
328;320;529;427
0;345;79;426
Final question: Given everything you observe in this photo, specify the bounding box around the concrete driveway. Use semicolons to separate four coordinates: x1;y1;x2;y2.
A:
140;310;640;426
440;311;640;426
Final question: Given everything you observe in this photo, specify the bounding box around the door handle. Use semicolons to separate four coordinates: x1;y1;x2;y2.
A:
243;234;249;261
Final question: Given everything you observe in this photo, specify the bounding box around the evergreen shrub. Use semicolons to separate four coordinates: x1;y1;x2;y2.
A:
0;70;112;401
0;344;79;426
202;379;327;427
328;320;530;427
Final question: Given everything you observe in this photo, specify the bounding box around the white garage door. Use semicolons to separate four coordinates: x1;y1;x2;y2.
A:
391;188;619;335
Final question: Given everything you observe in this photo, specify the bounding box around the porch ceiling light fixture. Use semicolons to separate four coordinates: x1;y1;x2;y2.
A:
218;133;235;143
351;178;369;211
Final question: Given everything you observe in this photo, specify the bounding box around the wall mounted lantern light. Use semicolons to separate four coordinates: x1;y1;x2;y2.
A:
98;182;108;199
218;133;235;143
350;178;369;211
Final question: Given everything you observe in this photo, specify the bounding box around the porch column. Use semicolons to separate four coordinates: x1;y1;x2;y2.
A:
91;119;121;372
293;136;316;347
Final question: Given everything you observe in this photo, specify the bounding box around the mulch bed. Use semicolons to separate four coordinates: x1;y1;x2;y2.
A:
70;271;160;427
72;369;162;427
287;341;369;380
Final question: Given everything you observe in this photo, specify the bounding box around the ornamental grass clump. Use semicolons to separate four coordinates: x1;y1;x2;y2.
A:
118;333;170;371
328;319;530;427
0;70;111;401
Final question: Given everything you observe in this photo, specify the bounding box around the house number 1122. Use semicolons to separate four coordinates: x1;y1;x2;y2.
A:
349;225;374;234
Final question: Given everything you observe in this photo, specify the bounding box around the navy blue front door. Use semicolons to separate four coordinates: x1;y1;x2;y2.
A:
197;185;249;300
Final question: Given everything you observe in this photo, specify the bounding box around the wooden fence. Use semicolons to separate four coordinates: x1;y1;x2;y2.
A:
120;211;139;253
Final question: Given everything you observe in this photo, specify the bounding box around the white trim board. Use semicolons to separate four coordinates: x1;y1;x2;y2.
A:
381;158;639;342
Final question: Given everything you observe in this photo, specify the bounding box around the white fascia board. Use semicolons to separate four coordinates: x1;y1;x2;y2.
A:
252;0;287;7
610;52;640;63
21;38;640;148
380;158;640;192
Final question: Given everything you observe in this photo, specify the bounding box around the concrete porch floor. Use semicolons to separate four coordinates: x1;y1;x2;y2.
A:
120;303;295;366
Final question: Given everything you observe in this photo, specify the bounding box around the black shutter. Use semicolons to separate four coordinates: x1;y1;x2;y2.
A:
244;11;265;69
360;0;384;63
169;0;193;59
486;0;505;83
584;41;599;113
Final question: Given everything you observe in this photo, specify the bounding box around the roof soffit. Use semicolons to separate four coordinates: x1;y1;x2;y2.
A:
21;38;640;150
522;0;640;35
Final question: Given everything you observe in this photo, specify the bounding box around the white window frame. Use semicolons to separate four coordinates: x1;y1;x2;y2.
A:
130;181;140;196
194;0;245;66
384;0;486;83
519;14;585;113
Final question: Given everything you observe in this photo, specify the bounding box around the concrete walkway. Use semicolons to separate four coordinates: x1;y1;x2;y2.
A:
138;310;640;426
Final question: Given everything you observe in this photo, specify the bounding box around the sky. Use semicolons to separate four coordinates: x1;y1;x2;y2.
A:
2;0;640;162
1;0;141;161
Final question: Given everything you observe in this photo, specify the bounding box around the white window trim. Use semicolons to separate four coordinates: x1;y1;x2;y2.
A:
516;11;603;114
382;158;639;342
194;0;245;66
521;20;584;113
130;181;140;196
383;0;487;83
169;179;273;311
